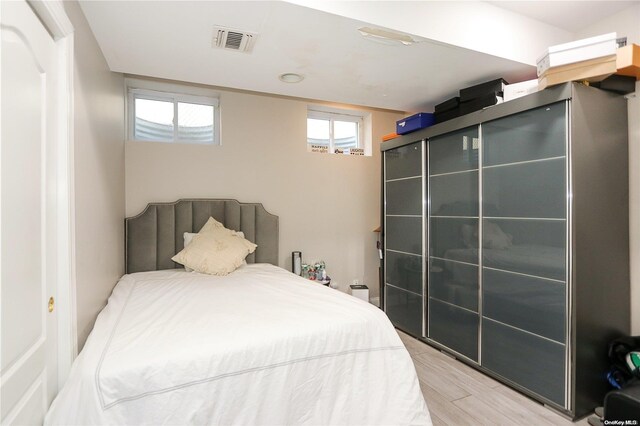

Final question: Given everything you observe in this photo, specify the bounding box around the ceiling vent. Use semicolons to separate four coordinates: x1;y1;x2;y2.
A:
212;26;257;53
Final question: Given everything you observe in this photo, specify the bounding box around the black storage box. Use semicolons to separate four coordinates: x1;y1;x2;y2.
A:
460;78;508;102
434;96;460;114
459;93;502;115
592;75;637;95
434;107;461;124
604;385;640;422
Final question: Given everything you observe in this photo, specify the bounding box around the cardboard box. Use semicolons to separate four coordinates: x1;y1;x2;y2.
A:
504;79;539;102
537;32;617;77
538;55;617;90
616;44;640;80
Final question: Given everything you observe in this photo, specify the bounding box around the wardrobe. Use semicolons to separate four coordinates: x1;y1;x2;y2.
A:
381;83;630;418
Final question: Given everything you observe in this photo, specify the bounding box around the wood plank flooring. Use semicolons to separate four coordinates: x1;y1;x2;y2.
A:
398;330;592;425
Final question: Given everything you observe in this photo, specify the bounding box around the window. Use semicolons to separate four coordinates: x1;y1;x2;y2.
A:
307;107;364;155
128;88;220;145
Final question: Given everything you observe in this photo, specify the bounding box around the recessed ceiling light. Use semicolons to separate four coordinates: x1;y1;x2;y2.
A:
358;26;417;46
279;73;304;83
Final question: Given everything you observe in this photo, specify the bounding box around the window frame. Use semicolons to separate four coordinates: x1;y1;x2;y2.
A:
307;108;363;153
127;87;221;145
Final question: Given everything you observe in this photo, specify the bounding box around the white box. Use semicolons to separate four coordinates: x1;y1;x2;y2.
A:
504;79;539;102
349;284;369;302
537;32;617;77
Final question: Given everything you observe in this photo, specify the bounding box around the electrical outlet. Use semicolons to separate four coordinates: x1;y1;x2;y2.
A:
352;279;359;286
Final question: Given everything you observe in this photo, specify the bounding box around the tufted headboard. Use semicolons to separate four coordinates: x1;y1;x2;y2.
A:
125;199;279;274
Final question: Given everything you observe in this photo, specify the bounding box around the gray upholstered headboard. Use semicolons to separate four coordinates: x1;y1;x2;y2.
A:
125;199;279;274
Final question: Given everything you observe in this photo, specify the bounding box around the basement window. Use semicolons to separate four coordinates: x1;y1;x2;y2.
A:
128;88;220;145
307;107;367;155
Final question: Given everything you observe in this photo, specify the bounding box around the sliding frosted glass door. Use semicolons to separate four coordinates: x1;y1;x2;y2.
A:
480;102;568;406
384;141;425;336
428;126;480;361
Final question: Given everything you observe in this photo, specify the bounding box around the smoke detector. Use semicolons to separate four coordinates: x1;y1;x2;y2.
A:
212;26;257;53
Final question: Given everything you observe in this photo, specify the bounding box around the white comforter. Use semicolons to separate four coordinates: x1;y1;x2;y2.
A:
46;264;430;425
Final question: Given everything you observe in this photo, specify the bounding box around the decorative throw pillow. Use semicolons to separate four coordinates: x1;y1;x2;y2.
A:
182;216;242;271
173;218;256;275
198;216;231;234
182;230;248;272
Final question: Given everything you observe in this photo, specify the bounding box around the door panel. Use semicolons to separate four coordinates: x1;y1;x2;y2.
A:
385;251;422;295
483;268;565;343
482;102;566;167
386;286;423;337
483;159;566;219
480;102;568;409
430;171;479;217
429;298;479;361
384;143;424;336
482;319;566;406
385;216;422;255
1;1;59;424
428;126;479;175
429;258;478;311
428;129;480;359
385;178;422;215
385;142;422;180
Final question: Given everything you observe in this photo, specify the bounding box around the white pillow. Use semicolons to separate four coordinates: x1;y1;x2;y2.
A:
174;217;255;275
182;230;248;272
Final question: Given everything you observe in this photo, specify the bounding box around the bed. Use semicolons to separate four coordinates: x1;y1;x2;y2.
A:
45;199;430;425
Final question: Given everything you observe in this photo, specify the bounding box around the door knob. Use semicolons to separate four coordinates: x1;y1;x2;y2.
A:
48;297;54;313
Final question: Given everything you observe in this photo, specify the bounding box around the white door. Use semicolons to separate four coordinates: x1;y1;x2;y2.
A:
1;0;60;424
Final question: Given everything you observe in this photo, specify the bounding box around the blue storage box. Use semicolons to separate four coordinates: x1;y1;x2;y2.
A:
396;113;435;135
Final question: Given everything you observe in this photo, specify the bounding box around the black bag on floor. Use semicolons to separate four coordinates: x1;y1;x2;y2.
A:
608;336;640;389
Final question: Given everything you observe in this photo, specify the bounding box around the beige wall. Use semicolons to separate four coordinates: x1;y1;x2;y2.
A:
126;86;402;297
576;4;640;333
64;1;125;349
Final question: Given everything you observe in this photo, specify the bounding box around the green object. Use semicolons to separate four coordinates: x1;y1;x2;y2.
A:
626;352;640;373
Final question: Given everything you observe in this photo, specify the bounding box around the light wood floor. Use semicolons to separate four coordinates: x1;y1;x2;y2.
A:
398;330;592;425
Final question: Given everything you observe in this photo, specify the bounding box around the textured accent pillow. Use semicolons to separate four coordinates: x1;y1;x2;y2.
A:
182;231;248;272
173;219;256;275
198;216;231;234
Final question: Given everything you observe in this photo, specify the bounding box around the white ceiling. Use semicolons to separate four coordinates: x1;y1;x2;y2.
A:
79;1;635;112
487;1;638;32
